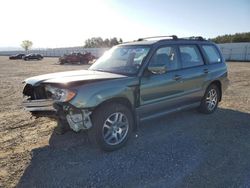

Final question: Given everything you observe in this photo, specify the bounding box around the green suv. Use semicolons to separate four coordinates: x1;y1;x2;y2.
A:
22;36;229;151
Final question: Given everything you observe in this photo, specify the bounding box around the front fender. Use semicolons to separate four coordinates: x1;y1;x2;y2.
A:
69;77;139;109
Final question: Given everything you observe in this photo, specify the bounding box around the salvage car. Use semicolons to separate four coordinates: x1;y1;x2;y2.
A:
58;52;96;64
23;53;43;61
9;53;25;60
22;36;229;151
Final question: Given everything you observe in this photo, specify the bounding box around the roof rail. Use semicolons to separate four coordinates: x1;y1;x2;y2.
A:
179;36;206;41
137;35;178;41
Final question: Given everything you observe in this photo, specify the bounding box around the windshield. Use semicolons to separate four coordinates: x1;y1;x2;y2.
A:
89;46;150;75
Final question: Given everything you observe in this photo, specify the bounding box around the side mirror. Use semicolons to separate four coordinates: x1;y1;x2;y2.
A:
148;64;167;74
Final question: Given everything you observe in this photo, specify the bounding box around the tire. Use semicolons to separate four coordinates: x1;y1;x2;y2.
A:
199;84;220;114
88;103;134;151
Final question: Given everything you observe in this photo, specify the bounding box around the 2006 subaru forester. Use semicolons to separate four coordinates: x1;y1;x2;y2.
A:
22;36;229;151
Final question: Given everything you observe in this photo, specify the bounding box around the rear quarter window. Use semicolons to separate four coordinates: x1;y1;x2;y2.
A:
202;45;221;64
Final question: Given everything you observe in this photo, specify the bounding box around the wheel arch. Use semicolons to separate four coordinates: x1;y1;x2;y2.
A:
92;97;138;131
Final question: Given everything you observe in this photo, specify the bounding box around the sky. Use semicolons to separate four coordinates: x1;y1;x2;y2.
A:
0;0;249;49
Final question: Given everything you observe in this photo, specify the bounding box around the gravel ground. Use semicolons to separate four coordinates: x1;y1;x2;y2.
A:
0;56;249;188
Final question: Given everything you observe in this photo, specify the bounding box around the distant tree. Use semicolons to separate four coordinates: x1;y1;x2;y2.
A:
84;37;123;48
104;38;110;47
84;37;102;48
110;37;119;47
211;32;250;43
21;40;33;52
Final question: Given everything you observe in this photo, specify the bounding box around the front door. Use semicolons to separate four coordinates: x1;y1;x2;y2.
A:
139;45;185;119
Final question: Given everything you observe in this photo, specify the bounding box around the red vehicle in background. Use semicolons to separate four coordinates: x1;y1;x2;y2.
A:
59;52;96;64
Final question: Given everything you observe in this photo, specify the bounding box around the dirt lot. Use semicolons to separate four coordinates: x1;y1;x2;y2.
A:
0;56;249;188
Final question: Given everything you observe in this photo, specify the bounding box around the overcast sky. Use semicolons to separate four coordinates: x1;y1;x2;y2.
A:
0;0;249;48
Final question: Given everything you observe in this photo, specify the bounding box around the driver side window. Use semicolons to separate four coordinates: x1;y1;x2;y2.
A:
149;46;180;71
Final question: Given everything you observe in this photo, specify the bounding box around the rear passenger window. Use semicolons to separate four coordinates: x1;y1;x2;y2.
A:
179;45;204;68
202;45;221;64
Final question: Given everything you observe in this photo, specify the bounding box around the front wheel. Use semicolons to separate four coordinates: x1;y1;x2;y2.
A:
88;103;134;151
199;84;220;114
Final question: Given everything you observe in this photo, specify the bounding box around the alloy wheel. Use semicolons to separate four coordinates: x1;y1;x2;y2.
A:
206;88;218;111
102;112;129;145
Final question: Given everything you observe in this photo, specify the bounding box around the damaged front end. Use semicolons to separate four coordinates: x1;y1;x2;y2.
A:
55;103;92;132
22;83;92;132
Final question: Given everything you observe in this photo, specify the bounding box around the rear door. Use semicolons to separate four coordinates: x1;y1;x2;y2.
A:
177;44;208;104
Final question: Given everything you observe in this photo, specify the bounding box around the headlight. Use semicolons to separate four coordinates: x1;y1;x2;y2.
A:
45;85;76;102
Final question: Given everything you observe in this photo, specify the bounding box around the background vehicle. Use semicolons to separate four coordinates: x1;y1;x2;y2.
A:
22;36;229;151
59;52;96;64
9;53;25;60
23;53;43;61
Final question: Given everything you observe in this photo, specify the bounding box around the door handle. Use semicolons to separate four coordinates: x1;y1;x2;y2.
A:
204;69;209;74
173;75;182;81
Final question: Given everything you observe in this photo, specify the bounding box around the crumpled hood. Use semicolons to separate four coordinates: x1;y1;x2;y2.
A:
24;70;127;86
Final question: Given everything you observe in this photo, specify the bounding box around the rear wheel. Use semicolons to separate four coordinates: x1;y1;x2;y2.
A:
199;84;220;114
88;103;133;151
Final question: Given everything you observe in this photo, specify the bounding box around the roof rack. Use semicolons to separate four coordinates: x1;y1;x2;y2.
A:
136;35;206;42
137;35;178;41
179;36;206;41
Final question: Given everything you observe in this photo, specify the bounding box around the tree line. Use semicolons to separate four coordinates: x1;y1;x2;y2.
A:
84;37;123;48
211;32;250;43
